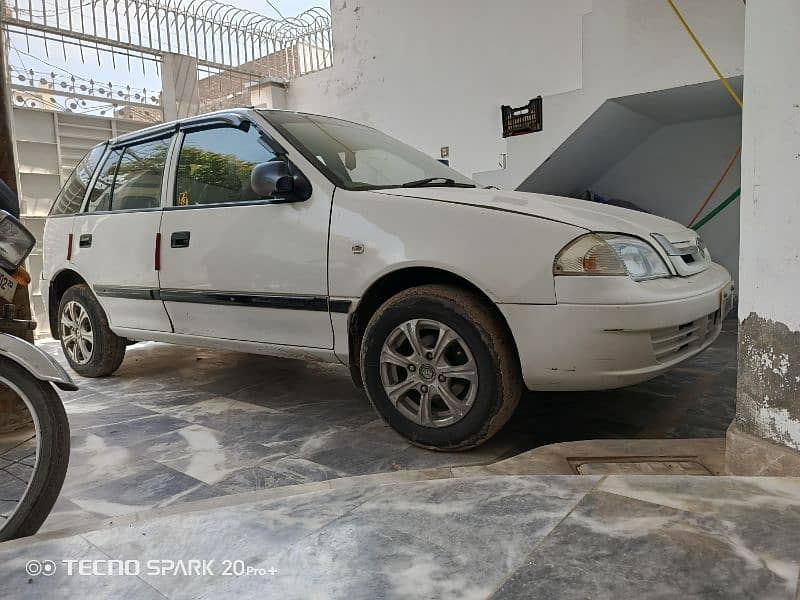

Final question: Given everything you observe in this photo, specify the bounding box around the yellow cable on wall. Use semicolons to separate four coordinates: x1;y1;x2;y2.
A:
665;0;744;228
665;0;743;109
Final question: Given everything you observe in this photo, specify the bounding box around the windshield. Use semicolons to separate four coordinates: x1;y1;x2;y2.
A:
261;111;476;191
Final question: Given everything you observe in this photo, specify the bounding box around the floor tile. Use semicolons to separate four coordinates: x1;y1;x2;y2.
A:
492;488;800;599
69;462;212;516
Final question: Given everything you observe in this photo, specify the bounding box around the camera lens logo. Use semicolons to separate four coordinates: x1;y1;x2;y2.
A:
25;560;56;577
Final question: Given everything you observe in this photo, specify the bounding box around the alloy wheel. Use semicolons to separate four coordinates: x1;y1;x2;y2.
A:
60;300;93;365
379;319;478;428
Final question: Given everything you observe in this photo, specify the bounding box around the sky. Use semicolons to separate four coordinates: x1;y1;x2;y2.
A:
8;0;330;116
240;0;327;18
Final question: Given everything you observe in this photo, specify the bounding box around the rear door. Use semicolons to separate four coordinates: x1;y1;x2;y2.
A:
44;144;106;288
70;135;173;332
157;121;333;348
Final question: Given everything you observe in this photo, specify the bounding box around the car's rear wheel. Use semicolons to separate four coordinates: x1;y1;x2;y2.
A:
58;284;126;377
360;284;521;451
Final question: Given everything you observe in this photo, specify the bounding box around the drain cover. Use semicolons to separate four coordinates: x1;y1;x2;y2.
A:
572;459;712;475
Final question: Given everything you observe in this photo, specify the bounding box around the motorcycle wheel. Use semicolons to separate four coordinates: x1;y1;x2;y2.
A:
0;356;70;541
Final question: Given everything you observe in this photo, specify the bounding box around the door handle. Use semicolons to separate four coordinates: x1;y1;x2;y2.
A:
79;234;92;248
170;231;190;248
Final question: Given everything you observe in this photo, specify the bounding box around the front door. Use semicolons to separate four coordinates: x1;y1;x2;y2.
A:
70;136;172;332
157;123;333;348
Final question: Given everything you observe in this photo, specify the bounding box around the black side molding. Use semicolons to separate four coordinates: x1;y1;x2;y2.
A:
94;286;159;300
93;286;351;313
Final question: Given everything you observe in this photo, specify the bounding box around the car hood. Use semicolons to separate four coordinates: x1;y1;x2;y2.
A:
375;188;694;242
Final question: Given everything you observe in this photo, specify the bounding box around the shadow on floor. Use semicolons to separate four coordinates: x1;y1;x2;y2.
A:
506;316;737;447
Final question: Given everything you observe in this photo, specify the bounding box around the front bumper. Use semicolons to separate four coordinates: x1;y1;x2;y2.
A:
500;263;733;391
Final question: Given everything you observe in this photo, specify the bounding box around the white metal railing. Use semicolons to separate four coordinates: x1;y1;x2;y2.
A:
9;66;162;120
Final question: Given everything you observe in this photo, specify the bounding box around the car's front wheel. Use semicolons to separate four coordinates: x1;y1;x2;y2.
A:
360;284;522;451
58;284;126;377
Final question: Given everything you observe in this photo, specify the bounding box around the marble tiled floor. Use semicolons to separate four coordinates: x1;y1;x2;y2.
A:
1;474;798;599
39;318;737;532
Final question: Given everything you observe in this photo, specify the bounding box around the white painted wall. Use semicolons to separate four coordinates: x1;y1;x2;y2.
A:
481;0;745;188
589;115;741;279
739;1;800;333
516;100;662;196
733;0;800;454
287;0;592;178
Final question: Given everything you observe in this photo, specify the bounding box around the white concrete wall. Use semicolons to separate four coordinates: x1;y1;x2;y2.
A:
286;0;744;185
734;0;800;453
486;0;745;189
287;0;593;178
516;100;662;196
589;115;741;279
739;2;800;333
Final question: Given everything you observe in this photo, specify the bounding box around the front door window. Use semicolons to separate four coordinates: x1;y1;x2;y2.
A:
174;127;278;207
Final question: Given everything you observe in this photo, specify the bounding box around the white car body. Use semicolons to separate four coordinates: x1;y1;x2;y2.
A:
42;108;733;392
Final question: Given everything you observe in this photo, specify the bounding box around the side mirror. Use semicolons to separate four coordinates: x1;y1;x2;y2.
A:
251;160;312;202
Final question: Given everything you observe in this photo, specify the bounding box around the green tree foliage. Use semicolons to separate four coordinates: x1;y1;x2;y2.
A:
177;146;256;192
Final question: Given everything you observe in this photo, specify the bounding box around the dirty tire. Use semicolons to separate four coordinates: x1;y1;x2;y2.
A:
58;284;126;377
360;284;522;451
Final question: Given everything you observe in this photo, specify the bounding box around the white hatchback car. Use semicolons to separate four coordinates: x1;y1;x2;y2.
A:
42;108;733;450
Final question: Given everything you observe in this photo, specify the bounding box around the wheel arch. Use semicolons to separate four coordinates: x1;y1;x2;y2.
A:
347;266;520;387
48;269;89;339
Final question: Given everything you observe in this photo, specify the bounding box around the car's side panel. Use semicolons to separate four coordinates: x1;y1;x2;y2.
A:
330;310;351;363
112;326;341;364
328;189;585;304
71;211;172;332
41;216;75;328
158;201;335;347
42;217;74;284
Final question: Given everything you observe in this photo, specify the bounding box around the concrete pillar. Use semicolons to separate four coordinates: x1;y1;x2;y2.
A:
161;53;200;121
250;80;287;110
726;0;800;475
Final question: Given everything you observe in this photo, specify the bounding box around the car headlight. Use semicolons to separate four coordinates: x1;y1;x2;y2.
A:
0;211;35;271
553;233;671;281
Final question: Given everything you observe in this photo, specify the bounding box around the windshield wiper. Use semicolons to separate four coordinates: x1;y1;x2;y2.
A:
401;177;476;188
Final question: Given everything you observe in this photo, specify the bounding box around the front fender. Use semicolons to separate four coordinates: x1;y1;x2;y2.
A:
329;189;585;303
0;334;78;391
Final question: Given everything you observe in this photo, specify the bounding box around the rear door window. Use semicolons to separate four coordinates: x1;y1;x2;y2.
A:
85;137;171;213
112;138;171;210
85;149;121;213
49;145;105;215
